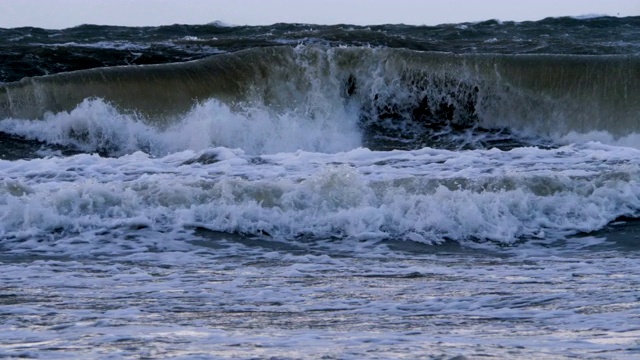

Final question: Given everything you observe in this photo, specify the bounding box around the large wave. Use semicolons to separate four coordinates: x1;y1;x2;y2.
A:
1;46;639;154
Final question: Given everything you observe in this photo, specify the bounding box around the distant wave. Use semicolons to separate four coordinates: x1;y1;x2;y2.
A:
571;14;612;20
2;16;639;83
205;20;237;27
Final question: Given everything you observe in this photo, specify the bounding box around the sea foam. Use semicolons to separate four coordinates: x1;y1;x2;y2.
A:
2;143;640;256
0;97;362;156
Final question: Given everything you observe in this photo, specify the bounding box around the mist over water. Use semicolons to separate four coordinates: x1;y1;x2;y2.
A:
1;16;640;359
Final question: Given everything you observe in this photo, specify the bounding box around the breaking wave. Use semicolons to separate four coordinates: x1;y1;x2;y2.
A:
1;46;639;155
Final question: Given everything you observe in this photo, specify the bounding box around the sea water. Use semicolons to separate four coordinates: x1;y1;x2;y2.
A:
1;17;640;359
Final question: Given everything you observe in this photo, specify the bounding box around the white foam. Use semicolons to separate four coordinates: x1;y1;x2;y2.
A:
1;143;640;256
168;98;362;154
0;97;362;156
557;130;640;149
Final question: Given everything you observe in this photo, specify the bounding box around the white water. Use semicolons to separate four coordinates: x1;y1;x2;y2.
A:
1;140;640;254
0;98;362;156
1;97;640;253
2;96;640;358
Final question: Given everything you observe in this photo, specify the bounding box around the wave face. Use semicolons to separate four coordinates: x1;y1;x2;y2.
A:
1;46;639;154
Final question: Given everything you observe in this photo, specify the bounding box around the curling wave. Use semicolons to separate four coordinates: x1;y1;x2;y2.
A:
1;46;639;154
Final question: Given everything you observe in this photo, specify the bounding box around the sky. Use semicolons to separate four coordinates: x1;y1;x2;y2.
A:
0;0;638;29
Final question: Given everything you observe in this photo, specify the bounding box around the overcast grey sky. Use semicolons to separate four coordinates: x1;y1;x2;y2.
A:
1;0;638;29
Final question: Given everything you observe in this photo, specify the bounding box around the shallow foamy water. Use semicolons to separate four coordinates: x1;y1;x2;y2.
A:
2;235;639;359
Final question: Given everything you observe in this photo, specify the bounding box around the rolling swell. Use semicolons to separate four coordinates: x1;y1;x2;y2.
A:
1;46;639;150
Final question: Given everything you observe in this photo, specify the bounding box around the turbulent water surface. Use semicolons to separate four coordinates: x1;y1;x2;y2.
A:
1;17;640;359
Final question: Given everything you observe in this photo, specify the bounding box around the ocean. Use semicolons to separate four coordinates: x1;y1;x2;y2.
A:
1;16;640;359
